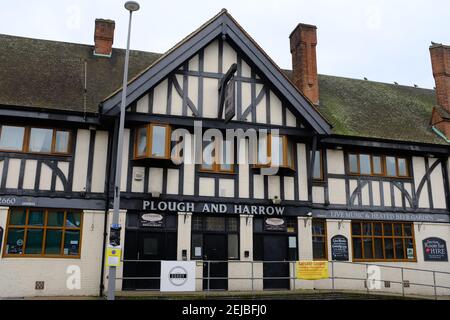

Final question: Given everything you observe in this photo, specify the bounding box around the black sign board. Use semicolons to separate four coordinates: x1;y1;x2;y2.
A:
264;217;287;231
331;235;349;261
224;77;236;123
423;237;448;262
140;213;164;228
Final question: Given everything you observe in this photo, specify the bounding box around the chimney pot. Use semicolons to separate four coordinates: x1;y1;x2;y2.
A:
94;19;115;57
289;23;319;105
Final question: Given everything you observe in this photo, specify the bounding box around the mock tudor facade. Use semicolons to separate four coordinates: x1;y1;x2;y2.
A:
0;10;449;297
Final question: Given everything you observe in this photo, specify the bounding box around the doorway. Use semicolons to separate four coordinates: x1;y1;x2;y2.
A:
262;235;290;289
202;234;228;290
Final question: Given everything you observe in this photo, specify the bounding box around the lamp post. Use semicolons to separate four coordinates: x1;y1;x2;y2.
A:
107;0;140;301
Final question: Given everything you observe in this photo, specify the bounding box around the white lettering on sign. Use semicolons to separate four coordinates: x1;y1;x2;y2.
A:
142;201;284;216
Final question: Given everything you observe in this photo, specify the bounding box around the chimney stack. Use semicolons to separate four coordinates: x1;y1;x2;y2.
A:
289;23;319;105
94;19;115;57
430;43;450;141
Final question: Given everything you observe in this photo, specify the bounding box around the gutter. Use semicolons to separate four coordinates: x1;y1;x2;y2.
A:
432;126;450;144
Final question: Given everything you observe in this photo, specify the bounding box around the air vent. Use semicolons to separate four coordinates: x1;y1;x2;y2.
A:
35;281;45;290
384;281;391;288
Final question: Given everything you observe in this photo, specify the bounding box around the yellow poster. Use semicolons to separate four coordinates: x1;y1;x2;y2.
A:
296;261;329;280
106;245;122;267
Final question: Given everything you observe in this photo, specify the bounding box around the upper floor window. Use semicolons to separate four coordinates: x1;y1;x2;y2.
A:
255;134;294;170
201;139;234;173
3;208;82;258
311;150;323;181
348;153;410;178
134;123;171;159
0;125;71;155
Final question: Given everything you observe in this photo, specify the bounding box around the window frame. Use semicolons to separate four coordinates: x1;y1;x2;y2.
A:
199;138;235;174
312;219;328;260
0;125;72;155
133;123;172;160
347;153;411;178
253;134;295;171
2;208;83;258
351;221;417;262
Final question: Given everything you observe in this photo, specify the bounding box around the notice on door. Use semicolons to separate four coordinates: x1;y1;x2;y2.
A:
296;261;329;280
160;261;196;292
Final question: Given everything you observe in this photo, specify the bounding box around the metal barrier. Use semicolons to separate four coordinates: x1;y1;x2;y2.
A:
116;259;450;299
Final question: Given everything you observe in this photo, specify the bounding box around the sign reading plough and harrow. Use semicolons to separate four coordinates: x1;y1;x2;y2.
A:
296;261;329;280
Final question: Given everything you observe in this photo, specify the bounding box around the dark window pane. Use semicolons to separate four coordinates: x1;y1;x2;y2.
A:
253;218;263;233
63;230;80;256
253;235;263;261
47;210;64;227
28;210;44;226
143;237;158;255
45;229;62;255
372;156;382;174
394;224;402;236
66;212;81;228
192;216;202;231
384;239;394;259
353;238;362;259
313;150;322;179
386;156;396;176
151;125;167;157
313;236;326;259
6;228;25;254
0;125;24;151
227;217;238;232
136;126;147;156
363;238;373;259
383;223;393;236
312;220;325;236
395;239;405;259
363;223;372;236
373;223;382;236
228;234;239;259
165;214;177;229
191;234;202;258
349;154;358;173
9;208;26;225
374;238;384;259
29;128;53;153
352;222;361;235
24;229;43;254
403;224;412;237
205;217;225;231
55;131;70;153
360;154;371;175
398;158;408;176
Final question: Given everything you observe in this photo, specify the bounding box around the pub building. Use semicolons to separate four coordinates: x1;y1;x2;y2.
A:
0;9;449;297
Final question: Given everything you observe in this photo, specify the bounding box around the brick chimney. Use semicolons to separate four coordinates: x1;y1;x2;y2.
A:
94;19;115;57
430;43;450;141
289;23;319;105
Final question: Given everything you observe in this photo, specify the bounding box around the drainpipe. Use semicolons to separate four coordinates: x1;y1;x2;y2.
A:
99;118;118;297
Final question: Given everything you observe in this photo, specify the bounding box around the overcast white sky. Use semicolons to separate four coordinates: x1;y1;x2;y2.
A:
1;0;449;89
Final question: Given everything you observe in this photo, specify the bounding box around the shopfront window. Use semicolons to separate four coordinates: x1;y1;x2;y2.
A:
351;221;416;261
3;208;82;257
312;219;327;260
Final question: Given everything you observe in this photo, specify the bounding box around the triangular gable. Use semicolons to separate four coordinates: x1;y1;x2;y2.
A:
101;9;331;135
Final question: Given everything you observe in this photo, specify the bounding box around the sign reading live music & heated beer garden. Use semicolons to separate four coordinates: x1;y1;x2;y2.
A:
422;237;448;262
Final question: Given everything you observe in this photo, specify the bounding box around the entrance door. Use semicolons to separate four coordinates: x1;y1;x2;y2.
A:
203;234;228;290
123;231;177;290
263;235;290;290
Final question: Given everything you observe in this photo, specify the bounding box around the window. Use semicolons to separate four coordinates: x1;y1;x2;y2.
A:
134;123;171;159
348;153;410;178
3;208;82;258
312;219;327;260
351;221;416;261
0;125;71;154
200;138;234;173
254;134;294;170
311;150;323;180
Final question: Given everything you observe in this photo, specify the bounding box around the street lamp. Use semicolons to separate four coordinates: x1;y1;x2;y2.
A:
107;1;140;301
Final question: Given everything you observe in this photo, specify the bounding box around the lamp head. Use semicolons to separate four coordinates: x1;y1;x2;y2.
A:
124;1;140;11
